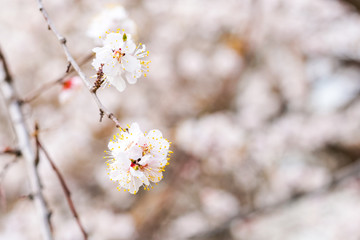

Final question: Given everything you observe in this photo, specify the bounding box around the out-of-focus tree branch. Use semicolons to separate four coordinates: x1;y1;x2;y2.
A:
0;157;20;182
36;0;123;129
22;53;93;103
0;48;53;240
190;159;360;240
35;124;88;240
0;156;20;210
342;0;360;12
0;147;21;156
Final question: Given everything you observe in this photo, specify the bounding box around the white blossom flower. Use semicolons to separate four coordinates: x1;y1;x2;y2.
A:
105;123;172;194
92;32;150;92
87;5;137;41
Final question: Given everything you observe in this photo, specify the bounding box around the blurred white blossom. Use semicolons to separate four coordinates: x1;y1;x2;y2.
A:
87;5;137;41
167;211;209;239
176;113;245;173
200;188;239;223
58;76;82;104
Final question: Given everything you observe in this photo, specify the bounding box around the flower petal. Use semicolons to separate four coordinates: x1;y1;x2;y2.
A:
109;76;126;92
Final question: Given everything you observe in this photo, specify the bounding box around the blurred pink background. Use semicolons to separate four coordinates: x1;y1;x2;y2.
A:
1;0;360;239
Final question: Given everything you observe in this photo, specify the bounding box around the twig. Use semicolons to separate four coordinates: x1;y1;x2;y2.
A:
22;53;93;103
37;0;123;128
341;0;360;12
0;157;20;182
0;184;6;210
189;160;360;240
0;147;21;156
0;49;11;83
33;131;53;231
66;62;72;73
0;156;20;210
0;48;53;240
22;76;63;103
35;125;88;240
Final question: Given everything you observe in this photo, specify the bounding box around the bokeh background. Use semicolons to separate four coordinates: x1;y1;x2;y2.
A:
1;0;360;239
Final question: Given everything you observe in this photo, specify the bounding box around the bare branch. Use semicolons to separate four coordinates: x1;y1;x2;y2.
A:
0;156;20;210
22;53;93;103
0;147;21;156
0;157;20;182
0;47;53;240
0;49;12;83
36;0;123;128
341;0;360;12
66;62;72;73
0;184;6;210
35;125;88;240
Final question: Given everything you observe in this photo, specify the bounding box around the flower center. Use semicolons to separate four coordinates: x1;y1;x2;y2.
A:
112;48;125;63
141;144;151;156
130;158;148;171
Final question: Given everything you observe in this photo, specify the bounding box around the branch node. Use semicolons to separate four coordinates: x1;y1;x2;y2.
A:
28;194;34;200
17;99;24;106
60;37;66;44
99;109;105;122
14;149;22;157
66;62;72;73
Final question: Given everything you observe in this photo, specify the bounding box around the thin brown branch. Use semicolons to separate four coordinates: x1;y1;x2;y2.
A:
35;126;88;240
0;184;6;210
33;129;53;232
0;47;53;240
0;157;20;182
22;53;93;103
0;48;12;83
341;0;360;12
0;147;21;156
66;62;72;73
37;0;123;128
0;156;21;210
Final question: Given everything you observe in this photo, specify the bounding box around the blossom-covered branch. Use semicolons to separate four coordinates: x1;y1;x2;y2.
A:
0;47;53;240
36;0;123;128
35;126;88;240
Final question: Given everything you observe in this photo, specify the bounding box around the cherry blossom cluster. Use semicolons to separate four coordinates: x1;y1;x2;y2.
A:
92;31;150;92
87;6;171;195
105;123;172;194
